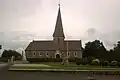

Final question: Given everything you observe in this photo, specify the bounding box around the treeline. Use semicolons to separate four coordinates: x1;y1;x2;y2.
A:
83;40;120;61
0;50;21;62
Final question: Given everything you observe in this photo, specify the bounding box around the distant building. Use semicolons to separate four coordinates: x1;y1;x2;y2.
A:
25;6;82;62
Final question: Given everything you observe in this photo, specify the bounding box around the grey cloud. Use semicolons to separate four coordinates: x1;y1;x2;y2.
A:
101;30;120;46
0;0;42;17
0;31;36;50
0;0;42;31
83;29;120;49
11;31;36;41
87;28;96;36
1;0;120;50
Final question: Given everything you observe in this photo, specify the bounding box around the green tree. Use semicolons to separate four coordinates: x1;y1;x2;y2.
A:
2;50;21;60
110;41;120;61
83;40;107;59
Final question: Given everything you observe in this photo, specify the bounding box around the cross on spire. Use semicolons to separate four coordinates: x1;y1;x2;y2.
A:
58;0;60;7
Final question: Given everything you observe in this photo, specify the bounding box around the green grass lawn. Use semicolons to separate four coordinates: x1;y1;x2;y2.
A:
9;62;120;71
10;66;120;70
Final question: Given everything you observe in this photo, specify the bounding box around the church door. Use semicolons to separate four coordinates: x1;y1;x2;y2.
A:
56;54;60;59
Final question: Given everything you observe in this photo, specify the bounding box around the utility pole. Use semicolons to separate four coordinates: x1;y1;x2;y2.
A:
66;41;69;64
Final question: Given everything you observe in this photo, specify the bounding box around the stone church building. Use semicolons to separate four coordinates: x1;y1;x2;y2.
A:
25;6;82;62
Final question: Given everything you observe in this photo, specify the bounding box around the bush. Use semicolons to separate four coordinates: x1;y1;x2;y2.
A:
75;59;88;65
103;60;109;66
68;58;76;62
87;57;93;64
117;62;120;67
110;61;118;67
53;58;62;62
91;59;100;66
100;60;104;66
91;61;99;66
0;57;8;62
100;60;109;66
81;59;88;65
76;59;81;65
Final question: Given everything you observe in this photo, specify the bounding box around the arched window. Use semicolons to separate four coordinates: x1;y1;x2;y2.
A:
33;52;36;56
74;52;77;57
68;52;69;56
46;52;48;56
39;52;42;56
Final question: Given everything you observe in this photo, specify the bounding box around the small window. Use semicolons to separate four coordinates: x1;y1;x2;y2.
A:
33;52;36;56
46;53;48;55
39;52;42;56
68;52;69;55
74;52;77;56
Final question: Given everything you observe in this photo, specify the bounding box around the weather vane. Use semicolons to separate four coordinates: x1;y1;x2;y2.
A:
58;0;60;7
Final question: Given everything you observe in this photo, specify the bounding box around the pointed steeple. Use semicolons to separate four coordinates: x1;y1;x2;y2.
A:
53;6;65;38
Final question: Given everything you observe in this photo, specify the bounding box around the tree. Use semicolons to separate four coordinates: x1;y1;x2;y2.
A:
83;40;120;61
114;41;120;50
110;41;120;61
2;50;21;60
83;40;107;59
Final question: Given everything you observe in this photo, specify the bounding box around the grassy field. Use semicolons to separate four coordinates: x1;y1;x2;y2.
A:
9;62;120;71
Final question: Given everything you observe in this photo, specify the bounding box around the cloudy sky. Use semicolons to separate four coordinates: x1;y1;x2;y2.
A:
1;0;120;53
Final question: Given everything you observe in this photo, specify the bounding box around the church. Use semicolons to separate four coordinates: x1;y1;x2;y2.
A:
25;6;83;62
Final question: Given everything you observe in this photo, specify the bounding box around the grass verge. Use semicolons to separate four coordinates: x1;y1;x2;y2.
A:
10;64;120;71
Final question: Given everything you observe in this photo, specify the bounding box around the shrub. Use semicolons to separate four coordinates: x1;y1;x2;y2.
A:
117;62;120;67
91;61;99;66
0;57;8;62
103;60;109;66
110;61;118;67
91;59;100;66
76;59;81;65
68;58;76;62
53;58;62;62
81;59;88;65
75;59;88;65
100;59;104;66
87;57;93;64
100;60;109;66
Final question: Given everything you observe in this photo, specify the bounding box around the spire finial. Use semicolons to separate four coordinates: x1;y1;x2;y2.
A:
58;0;60;7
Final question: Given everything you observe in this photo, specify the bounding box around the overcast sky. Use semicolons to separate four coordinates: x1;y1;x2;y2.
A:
1;0;120;53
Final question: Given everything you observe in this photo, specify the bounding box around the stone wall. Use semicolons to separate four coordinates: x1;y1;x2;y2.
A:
26;50;82;59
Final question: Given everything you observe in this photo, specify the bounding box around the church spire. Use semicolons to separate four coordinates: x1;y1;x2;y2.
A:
53;4;65;38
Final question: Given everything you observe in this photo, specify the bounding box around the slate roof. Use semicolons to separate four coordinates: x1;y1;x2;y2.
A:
25;40;82;51
53;7;65;38
64;40;82;50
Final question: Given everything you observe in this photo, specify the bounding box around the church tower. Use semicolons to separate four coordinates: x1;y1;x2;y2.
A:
53;6;65;50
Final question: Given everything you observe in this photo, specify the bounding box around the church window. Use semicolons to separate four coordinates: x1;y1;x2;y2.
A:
68;52;69;56
74;52;77;56
39;52;42;56
33;52;36;56
46;52;48;56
